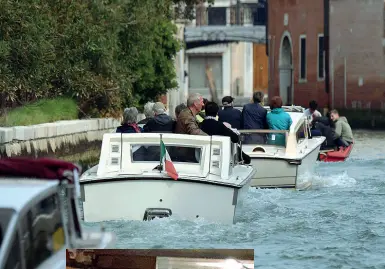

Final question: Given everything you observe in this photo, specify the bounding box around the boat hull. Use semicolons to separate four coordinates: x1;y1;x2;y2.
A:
249;144;321;189
318;143;354;162
80;178;250;224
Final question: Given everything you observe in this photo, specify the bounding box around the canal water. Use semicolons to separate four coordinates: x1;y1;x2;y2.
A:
82;130;385;268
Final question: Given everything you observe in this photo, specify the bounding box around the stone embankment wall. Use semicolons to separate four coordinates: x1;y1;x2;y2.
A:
0;118;120;161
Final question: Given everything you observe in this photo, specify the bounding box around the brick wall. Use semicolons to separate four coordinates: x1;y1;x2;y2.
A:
268;0;385;110
268;0;328;108
330;0;385;109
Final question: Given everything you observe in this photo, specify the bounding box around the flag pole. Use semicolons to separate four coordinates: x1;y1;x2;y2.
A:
159;133;163;173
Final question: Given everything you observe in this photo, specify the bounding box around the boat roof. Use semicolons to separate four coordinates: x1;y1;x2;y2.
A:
0;178;58;213
85;133;246;183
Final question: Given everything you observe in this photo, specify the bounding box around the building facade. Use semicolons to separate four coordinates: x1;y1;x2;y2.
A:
268;0;385;110
186;0;268;101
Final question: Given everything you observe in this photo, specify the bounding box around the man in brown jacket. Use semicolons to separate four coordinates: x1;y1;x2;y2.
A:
175;93;208;136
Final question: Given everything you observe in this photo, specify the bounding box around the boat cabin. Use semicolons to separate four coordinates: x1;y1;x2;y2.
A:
91;133;243;181
0;158;114;269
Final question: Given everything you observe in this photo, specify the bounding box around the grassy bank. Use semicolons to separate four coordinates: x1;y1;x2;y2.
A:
0;98;78;127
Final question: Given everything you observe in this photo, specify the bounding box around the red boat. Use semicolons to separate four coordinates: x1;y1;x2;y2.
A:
318;143;354;162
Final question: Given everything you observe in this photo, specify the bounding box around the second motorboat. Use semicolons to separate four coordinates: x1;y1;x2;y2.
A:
237;106;325;189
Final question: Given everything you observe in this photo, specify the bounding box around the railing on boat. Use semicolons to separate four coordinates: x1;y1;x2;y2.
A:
237;116;311;158
234;105;305;113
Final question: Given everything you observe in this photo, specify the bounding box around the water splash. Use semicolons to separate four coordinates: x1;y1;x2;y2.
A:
298;171;356;188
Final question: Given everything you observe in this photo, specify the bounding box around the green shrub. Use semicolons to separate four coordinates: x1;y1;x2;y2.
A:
0;1;210;116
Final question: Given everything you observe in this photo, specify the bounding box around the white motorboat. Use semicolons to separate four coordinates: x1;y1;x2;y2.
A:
79;133;255;224
237;106;325;189
0;158;115;269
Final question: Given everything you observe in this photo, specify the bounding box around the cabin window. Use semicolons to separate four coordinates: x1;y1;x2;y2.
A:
4;232;21;269
0;208;15;248
131;144;202;164
296;121;309;143
21;193;65;269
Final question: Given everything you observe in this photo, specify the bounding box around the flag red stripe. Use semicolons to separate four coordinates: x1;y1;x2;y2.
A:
165;160;178;180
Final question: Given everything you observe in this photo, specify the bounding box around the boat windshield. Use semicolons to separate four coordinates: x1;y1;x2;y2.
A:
0;208;15;249
239;130;289;148
19;193;66;268
131;144;202;163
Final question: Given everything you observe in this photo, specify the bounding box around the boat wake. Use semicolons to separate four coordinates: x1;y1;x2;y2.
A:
298;171;357;189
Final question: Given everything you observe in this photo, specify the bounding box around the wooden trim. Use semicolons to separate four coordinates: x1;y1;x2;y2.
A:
67;249;254;261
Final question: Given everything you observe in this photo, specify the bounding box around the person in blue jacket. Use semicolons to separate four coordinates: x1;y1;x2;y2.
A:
266;96;292;146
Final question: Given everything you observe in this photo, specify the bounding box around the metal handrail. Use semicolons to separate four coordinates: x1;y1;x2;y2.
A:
238;129;288;134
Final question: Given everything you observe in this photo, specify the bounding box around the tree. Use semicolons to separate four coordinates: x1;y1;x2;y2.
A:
0;0;213;116
173;0;215;20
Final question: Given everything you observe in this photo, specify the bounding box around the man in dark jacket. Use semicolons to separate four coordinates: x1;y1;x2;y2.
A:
312;113;336;149
218;96;241;129
201;102;250;164
241;91;268;144
143;102;174;133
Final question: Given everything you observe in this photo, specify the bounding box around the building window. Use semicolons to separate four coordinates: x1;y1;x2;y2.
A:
207;7;227;25
299;35;307;81
251;3;267;26
188;55;223;96
318;34;325;80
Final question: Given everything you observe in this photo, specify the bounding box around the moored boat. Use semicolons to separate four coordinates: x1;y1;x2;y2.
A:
79;133;255;224
236;106;325;189
0;158;115;269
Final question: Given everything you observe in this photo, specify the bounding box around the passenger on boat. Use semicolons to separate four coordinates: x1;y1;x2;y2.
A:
116;107;143;133
241;91;268;144
218;96;242;129
143;102;174;133
173;103;187;132
304;100;322;120
174;93;207;162
175;93;208;136
201;102;251;164
266;96;292;146
196;98;209;123
174;103;187;119
330;109;354;147
138;102;155;124
312;114;336;149
304;100;323;137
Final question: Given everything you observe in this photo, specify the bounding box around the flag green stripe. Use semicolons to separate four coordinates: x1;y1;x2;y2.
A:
160;140;166;160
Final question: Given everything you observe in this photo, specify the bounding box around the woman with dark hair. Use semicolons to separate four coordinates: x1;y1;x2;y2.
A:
266;96;292;146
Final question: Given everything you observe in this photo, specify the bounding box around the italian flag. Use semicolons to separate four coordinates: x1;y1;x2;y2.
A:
160;140;178;180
